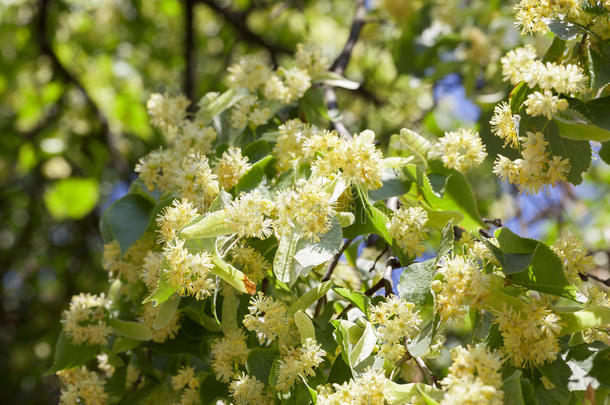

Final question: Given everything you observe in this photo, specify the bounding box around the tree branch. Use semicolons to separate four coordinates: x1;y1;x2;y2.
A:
184;0;196;104
37;0;128;176
324;0;367;139
196;0;292;64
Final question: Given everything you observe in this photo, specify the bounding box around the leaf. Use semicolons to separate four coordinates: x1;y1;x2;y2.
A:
152;294;180;330
327;355;352;384
235;155;273;194
246;348;279;386
443;172;484;231
142;270;179;306
108;319;152;341
348;321;377;369
49;332;99;373
560;306;610;335
503;370;526;405
495;228;578;300
316;71;360;90
587;40;610;94
111;337;141;354
369;172;410;202
221;291;239;335
545;18;582;40
397;259;435;306
273;230;301;285
600;141;610;165
482;237;534;274
343;186;391;242
299;87;331;126
288;281;333;315
198;87;247;124
99;193;154;253
417;384;441;405
294;218;343;268
294;311;316;344
210;253;256;295
437;219;454;259
407;314;440;358
398;128;433;168
44;178;99;220
554;110;610;142
242;139;272;163
543;36;566;63
386;382;443;405
510;82;530;115
180;210;231;240
333;287;370;317
569;96;610;132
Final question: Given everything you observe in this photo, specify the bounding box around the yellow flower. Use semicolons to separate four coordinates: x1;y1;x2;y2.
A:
215;147;251;190
224;190;274;239
388;206;428;257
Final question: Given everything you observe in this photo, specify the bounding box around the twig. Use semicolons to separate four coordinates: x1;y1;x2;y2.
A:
314;239;355;317
369;245;388;272
413;354;439;387
184;0;196;104
579;272;610;286
37;0;128;176
324;0;367;139
196;0;292;65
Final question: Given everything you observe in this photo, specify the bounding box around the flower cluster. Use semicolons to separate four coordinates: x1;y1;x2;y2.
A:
317;368;390;405
388;206;428;257
494;131;570;194
171;366;200;405
433;254;488;322
430;128;487;171
492;296;563;367
552;229;595;285
57;367;108;405
163;238;215;300
61;293;111;346
243;292;295;345
210;329;251;382
276;339;326;393
228;373;271;405
370;296;423;362
440;345;503;405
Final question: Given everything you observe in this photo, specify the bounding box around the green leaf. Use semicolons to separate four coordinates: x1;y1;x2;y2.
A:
343;186;391;242
387;382;443;405
316;71;360;90
543;36;566;63
294;218;343;269
221;291;239;335
246;348;279;386
369;173;410;202
210;253;256;295
49;332;99;373
242;140;272;162
587;40;610;94
495;228;578;300
569;96;610;131
407;315;440;357
142;270;179;306
44;178;99;220
560;306;610;335
503;370;526;405
510;82;530;115
152;294;180;330
327;355;352;384
273;230;301;285
100;193;154;253
348;321;377;369
554;110;610;142
546;19;582;40
437;219;454;259
111;337;140;354
443;172;484;230
235;155;273;194
397;128;433;168
180;210;231;240
333;287;370;317
397;259;435;306
299;87;331;127
108;319;152;341
294;311;316;344
288;281;333;315
198;87;248;124
600;141;610;165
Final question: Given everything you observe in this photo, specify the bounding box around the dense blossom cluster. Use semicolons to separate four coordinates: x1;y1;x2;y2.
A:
53;5;610;401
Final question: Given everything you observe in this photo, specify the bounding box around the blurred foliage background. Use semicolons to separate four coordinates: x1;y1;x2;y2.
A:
1;0;609;403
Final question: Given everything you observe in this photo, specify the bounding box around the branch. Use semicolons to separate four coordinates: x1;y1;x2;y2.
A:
184;0;196;104
579;272;610;286
324;0;367;139
196;0;292;64
37;0;128;176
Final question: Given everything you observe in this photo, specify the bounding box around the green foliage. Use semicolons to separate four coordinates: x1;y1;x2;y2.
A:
44;178;100;220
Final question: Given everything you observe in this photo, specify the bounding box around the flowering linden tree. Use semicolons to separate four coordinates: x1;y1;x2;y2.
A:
51;1;610;405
